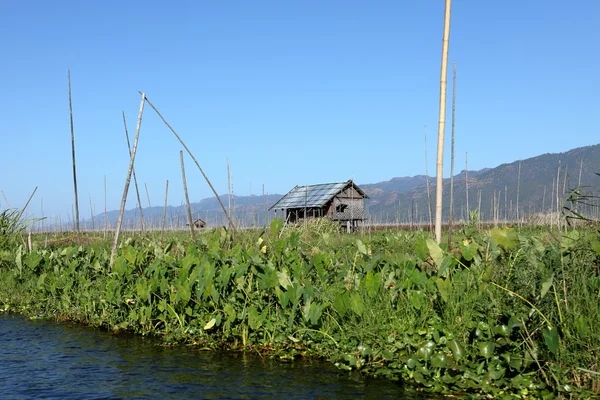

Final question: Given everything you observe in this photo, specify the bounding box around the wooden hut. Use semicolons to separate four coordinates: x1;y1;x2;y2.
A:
269;180;368;230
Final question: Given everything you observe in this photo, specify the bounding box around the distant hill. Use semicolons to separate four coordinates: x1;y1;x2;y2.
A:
83;143;600;229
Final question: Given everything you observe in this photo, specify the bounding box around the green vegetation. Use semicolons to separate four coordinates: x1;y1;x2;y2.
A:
1;214;599;398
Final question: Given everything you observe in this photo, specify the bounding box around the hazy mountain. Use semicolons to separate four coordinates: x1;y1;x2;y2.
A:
83;143;600;229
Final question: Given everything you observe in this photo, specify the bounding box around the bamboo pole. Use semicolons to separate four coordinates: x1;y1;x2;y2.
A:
227;157;232;226
434;0;452;243
142;94;235;231
161;180;169;241
465;152;469;216
17;187;38;223
516;161;521;226
123;111;145;233
144;183;153;230
104;175;107;238
180;151;195;240
448;61;456;237
110;92;145;269
556;161;561;230
68;69;80;235
89;194;95;231
1;191;12;209
424;123;433;232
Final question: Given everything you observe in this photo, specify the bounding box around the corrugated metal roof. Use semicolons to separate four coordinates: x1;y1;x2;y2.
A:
270;181;367;210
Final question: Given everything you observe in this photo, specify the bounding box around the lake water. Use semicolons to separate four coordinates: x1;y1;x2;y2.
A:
0;314;434;399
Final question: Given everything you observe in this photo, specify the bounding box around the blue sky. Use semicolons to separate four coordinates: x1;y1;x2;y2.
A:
1;1;598;220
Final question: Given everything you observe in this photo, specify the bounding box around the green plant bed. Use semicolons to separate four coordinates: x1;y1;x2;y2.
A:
1;218;599;398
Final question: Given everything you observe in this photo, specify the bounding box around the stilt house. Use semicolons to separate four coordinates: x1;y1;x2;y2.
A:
269;180;368;229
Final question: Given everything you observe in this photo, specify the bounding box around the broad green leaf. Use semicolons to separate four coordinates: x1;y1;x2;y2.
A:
490;227;518;250
543;326;559;357
123;245;137;265
333;292;350;316
426;239;444;268
540;274;553;299
415;238;428;261
350;292;364;317
436;278;450;303
248;306;263;330
364;271;380;298
356;239;367;255
431;352;447;368
382;350;395;361
478;341;496;359
561;230;580;252
270;218;284;236
459;240;479;261
203;317;216;330
409;290;427;310
591;238;600;256
277;269;292;289
447;339;465;361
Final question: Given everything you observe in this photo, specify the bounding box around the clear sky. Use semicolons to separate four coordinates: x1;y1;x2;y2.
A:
1;1;599;220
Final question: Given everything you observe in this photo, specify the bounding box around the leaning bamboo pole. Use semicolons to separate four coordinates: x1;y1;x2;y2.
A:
142;94;236;231
434;0;452;243
144;183;153;230
123;111;145;233
180;151;195;240
68;70;80;235
110;92;145;269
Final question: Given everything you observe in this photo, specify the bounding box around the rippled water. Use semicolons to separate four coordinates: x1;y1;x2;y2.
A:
0;314;433;399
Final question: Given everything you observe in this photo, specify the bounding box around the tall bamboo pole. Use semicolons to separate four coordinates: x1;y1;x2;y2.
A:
434;0;452;243
68;69;80;235
448;61;456;237
123;111;145;233
142;94;236;231
110;92;145;269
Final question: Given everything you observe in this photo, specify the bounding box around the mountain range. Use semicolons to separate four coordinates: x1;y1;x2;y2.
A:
83;143;600;229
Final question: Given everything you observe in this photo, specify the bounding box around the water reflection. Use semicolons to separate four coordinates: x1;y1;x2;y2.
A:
0;314;433;399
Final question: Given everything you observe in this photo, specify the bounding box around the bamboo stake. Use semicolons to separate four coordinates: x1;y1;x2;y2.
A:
144;183;153;230
578;159;583;187
424;123;433;232
161;180;169;241
16;187;38;225
180;151;195;240
448;61;456;238
227;157;231;222
104;175;107;238
89;194;95;231
1;191;12;209
434;0;452;243
465;152;469;216
516;161;521;226
68;69;80;235
142;94;235;231
123;111;145;233
556;161;561;230
110;92;145;269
